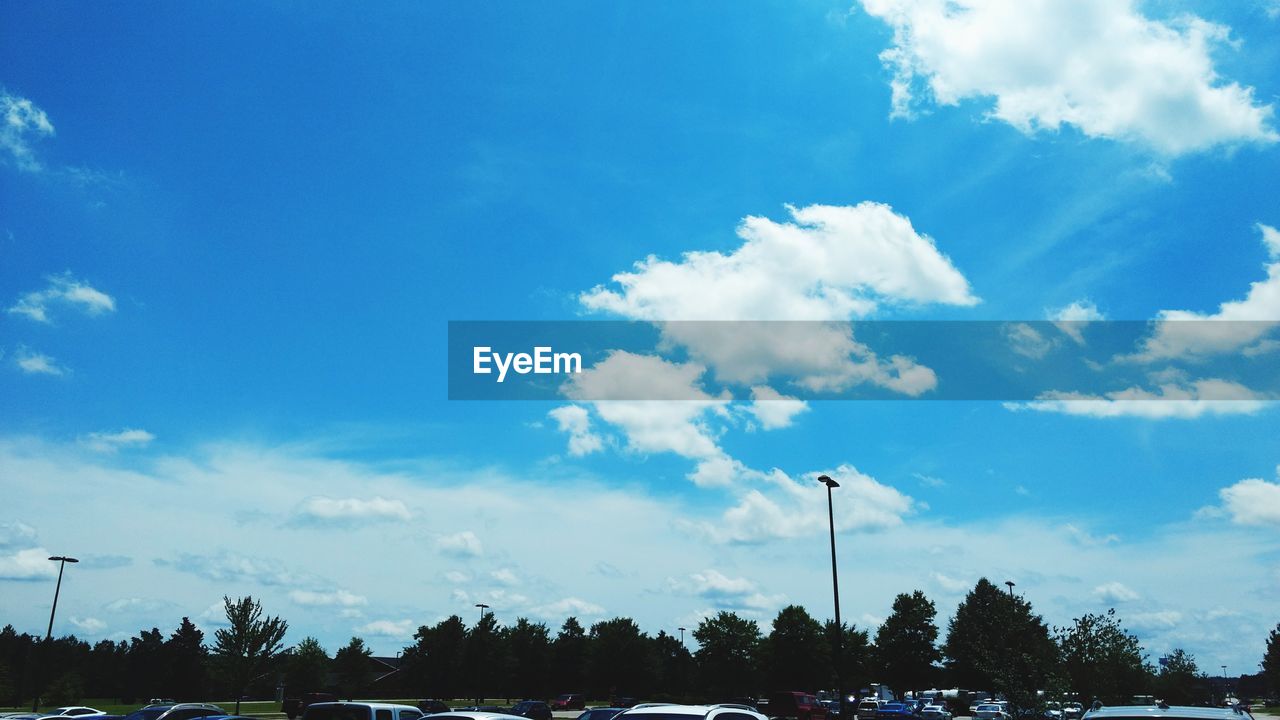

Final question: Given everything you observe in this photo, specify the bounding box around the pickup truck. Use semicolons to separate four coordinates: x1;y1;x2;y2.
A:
768;692;828;720
283;693;338;719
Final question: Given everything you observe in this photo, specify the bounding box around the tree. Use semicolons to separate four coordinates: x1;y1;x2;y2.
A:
463;611;501;701
586;617;654;699
127;628;167;702
285;637;330;694
763;605;831;691
211;596;288;714
501;618;552;700
1155;649;1202;705
334;637;373;700
651;630;693;701
826;620;870;695
405;616;467;699
552;617;587;693
873;591;941;695
942;579;1056;715
694;611;761;700
166;617;207;700
1264;623;1280;696
1056;609;1150;705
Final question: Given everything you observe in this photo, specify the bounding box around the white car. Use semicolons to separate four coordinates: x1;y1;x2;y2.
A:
615;704;768;720
304;704;427;720
52;710;104;717
974;705;1010;720
920;706;951;720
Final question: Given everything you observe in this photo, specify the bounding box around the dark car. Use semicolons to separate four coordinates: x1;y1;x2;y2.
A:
416;702;450;716
877;704;914;720
123;707;173;720
768;693;828;720
510;702;551;720
576;709;626;720
553;696;587;712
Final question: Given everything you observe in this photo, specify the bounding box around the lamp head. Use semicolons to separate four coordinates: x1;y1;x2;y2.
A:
818;474;840;489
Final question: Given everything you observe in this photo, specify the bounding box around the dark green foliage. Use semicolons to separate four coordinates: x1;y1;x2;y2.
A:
873;591;940;694
763;605;831;690
333;637;373;700
1056;609;1151;705
693;611;761;699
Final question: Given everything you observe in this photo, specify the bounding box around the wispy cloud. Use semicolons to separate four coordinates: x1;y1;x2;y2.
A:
294;496;412;524
8;272;116;324
80;429;156;453
13;348;68;376
1;90;55;171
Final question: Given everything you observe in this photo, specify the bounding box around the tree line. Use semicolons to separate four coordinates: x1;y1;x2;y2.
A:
2;580;1277;708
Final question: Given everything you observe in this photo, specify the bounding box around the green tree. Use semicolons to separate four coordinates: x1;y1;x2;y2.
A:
763;605;831;691
1056;609;1150;705
651;630;693;701
463;612;501;701
873;591;941;695
1154;648;1202;705
1263;623;1280;696
586;617;654;699
693;611;761;700
127;628;167;702
333;637;373;700
501;618;552;699
211;596;288;714
285;637;330;694
552;617;587;693
405;616;467;699
942;579;1056;715
166;617;207;700
826;620;871;695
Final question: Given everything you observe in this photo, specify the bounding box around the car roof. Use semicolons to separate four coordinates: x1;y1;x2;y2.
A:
428;714;527;720
1083;708;1253;720
619;706;767;719
309;705;420;711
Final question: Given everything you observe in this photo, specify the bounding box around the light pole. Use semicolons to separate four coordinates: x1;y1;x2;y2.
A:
1005;580;1016;597
1221;666;1228;703
475;602;490;626
34;556;78;711
819;475;843;717
678;627;686;646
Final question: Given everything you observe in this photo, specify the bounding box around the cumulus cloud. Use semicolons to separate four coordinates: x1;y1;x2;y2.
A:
1093;581;1140;603
1050;300;1106;344
158;551;324;587
1215;472;1280;527
1005;322;1056;359
490;568;520;586
436;530;483;558
0;547;58;580
548;405;604;456
80;429;156;453
583;203;976;321
745;386;810;430
861;0;1278;155
69;616;107;634
289;589;369;607
931;571;970;593
1006;379;1270;419
672;569;788;612
530;597;607;619
295;496;412;524
1;90;55;171
0;521;38;549
8;273;116;324
13;348;67;376
1126;224;1280;362
686;465;916;543
355;619;416;639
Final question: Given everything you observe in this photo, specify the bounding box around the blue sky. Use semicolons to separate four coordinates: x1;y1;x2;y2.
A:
3;0;1280;679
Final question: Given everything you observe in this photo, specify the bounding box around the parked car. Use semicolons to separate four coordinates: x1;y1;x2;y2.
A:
577;709;627;720
554;696;588;712
417;713;528;720
286;693;341;719
417;702;451;716
876;704;913;720
51;708;103;717
1081;705;1258;720
123;707;173;720
303;704;424;720
974;705;1010;720
616;704;768;720
1062;704;1083;720
919;705;950;720
768;692;827;720
510;702;551;720
155;705;227;720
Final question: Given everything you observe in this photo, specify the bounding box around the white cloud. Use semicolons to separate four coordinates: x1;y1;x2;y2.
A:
295;496;412;523
1007;379;1270;419
0;521;38;549
0;547;58;580
80;429;156;453
1127;610;1184;631
530;597;607;619
861;0;1278;155
444;570;471;583
1216;473;1280;527
1005;322;1056;359
687;464;916;543
931;571;970;593
745;386;810;430
289;589;369;607
1127;225;1280;361
160;550;325;587
14;349;67;376
436;530;484;558
1050;300;1106;344
490;568;520;586
675;569;789;612
8;273;116;324
1093;581;1140;603
355;619;416;639
1;90;55;171
1064;523;1119;546
69;616;106;634
548;405;604;456
582;203;976;322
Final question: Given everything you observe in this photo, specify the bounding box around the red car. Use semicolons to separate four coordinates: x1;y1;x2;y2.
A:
552;695;587;711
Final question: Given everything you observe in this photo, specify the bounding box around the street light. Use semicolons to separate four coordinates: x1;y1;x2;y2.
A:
33;556;78;711
678;627;686;646
475;603;490;626
819;475;843;716
1005;580;1016;597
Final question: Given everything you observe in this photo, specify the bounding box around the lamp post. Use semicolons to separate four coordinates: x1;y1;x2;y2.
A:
1221;666;1228;702
1005;580;1015;597
678;627;686;646
819;475;843;717
33;556;78;711
475;603;490;625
